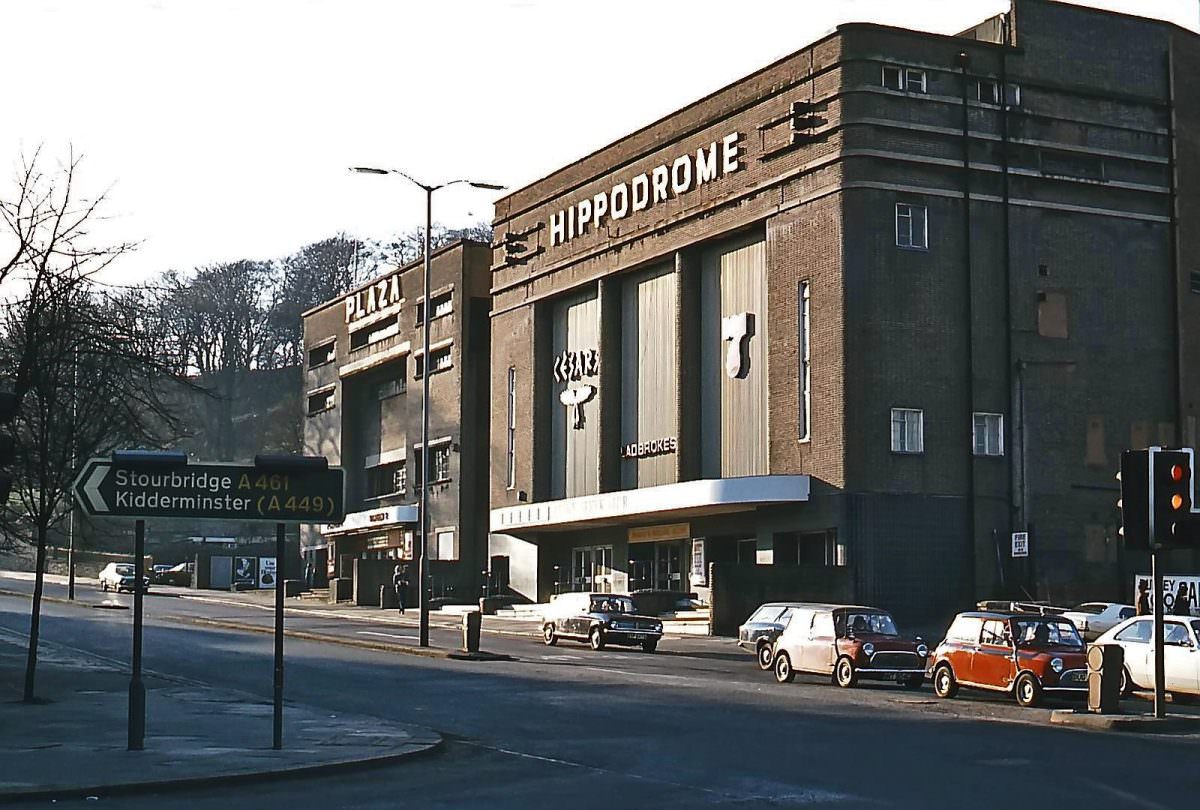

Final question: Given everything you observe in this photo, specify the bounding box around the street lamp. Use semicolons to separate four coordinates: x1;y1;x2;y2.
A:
349;167;503;647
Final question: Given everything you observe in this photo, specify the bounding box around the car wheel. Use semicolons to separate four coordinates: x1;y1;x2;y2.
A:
774;652;795;684
756;642;774;671
835;657;858;689
1015;671;1042;708
641;639;658;653
902;674;925;690
543;624;558;646
589;626;606;651
933;664;958;699
101;581;108;592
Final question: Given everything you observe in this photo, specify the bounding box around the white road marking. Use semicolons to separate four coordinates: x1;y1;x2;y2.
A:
357;631;420;642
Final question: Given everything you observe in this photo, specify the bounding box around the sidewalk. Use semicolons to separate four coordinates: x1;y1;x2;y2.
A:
0;627;441;801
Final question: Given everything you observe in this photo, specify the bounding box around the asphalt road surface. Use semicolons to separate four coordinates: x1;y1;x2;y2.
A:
2;578;1198;809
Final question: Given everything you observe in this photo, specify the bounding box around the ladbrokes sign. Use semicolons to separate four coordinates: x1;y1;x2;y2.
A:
548;132;744;248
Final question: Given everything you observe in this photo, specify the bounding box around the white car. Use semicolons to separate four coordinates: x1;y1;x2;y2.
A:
1095;616;1200;697
98;563;150;594
1060;602;1136;641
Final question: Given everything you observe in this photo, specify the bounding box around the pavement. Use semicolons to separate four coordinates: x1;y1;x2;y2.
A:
0;618;441;802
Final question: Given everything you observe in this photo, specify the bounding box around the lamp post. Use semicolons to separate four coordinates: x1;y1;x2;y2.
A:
350;167;503;647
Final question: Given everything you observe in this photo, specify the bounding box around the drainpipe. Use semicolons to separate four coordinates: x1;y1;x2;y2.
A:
959;50;978;601
1166;48;1183;442
1000;26;1016;597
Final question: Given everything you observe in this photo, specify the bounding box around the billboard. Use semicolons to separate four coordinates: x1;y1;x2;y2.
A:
258;557;277;589
1134;574;1199;616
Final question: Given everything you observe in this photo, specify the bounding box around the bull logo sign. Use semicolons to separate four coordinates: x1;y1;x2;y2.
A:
560;384;596;430
721;312;755;379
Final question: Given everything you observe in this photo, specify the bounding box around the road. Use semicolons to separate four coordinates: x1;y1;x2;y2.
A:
2;575;1199;808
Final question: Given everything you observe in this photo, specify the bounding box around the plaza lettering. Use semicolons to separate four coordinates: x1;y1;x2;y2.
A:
549;132;743;248
344;273;402;323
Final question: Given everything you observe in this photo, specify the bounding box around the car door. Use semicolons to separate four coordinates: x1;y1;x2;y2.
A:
800;610;836;674
1114;619;1153;687
776;609;811;665
973;619;1015;689
1162;622;1198;693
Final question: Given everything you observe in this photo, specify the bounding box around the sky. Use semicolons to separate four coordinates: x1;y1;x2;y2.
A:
3;0;1197;283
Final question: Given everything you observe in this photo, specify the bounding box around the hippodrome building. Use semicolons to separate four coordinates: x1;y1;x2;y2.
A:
301;241;492;601
487;0;1200;625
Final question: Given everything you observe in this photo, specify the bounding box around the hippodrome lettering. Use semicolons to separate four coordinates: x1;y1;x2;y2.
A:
548;132;743;248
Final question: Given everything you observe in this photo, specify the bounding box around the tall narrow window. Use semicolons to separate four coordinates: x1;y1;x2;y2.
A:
506;366;517;489
972;413;1004;456
798;282;811;440
891;408;924;454
896;203;928;249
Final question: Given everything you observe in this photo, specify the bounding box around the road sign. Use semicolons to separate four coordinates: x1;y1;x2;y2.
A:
72;459;345;523
1011;531;1029;558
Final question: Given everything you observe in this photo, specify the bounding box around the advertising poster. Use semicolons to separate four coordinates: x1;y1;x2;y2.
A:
258;557;277;589
690;539;706;587
1134;574;1199;616
233;556;256;588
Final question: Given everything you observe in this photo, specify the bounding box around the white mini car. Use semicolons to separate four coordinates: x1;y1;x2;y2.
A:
1095;615;1200;697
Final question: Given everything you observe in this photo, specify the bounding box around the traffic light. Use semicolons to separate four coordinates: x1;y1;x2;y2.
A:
1152;447;1198;546
1118;449;1150;548
0;391;18;502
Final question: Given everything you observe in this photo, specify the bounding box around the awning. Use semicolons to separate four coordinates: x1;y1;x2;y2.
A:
322;504;418;536
490;475;809;533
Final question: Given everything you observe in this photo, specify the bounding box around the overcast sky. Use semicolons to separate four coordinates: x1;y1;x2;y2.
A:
4;0;1196;282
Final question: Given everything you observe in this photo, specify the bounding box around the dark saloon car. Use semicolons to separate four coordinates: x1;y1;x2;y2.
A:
738;602;805;670
542;592;664;652
928;612;1088;707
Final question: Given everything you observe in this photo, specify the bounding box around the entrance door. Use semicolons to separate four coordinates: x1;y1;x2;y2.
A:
572;546;614;593
654;542;684;591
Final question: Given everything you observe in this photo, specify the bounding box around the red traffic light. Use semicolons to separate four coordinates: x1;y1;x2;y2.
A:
1170;464;1187;482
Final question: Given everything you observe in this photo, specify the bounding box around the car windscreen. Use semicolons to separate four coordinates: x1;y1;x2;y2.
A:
590;597;634;614
1014;619;1082;649
1072;604;1107;615
840;612;898;636
748;605;784;624
115;565;134;575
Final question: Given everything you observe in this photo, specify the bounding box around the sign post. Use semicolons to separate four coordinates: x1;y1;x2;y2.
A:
74;451;344;753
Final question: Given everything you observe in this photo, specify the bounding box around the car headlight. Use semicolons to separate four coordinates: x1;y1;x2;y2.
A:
654;623;663;632
916;643;929;658
1051;657;1064;673
862;643;875;657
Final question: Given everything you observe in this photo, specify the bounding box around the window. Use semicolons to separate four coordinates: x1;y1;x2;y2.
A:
1040;150;1105;182
946;616;979;643
882;66;927;93
891;408;924;454
1165;623;1191;646
977;79;1000;104
308;341;335;369
414;346;453;378
368;462;405;498
506;366;517;489
980;620;1010;646
895;203;928;249
431;529;458;561
1190;270;1200;294
973;413;1004;456
1115;620;1151;643
375;376;406;400
415;292;453;325
306;387;335;416
413;442;452;488
350;317;400;351
798;282;811;441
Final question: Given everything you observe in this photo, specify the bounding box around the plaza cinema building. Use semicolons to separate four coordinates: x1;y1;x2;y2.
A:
488;0;1200;625
301;240;492;600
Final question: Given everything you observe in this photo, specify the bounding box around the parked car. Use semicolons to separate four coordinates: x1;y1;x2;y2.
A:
770;604;929;689
542;592;664;652
1094;616;1200;697
98;563;150;594
160;562;194;587
738;603;805;670
929;611;1087;707
150;565;173;585
1060;602;1136;641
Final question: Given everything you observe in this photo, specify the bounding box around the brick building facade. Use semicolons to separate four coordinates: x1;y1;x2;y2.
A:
302;240;492;601
487;0;1200;625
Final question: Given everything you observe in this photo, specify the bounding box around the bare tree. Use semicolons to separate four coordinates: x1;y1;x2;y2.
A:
0;148;190;702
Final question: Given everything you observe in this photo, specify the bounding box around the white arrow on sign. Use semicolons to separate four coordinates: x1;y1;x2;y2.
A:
81;463;110;514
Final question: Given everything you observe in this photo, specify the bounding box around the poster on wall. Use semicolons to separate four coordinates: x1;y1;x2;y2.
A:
233;556;256;588
690;539;706;587
1134;574;1198;616
258;557;277;588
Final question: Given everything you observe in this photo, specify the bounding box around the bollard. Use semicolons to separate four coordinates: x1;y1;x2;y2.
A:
462;610;482;653
1087;643;1124;714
